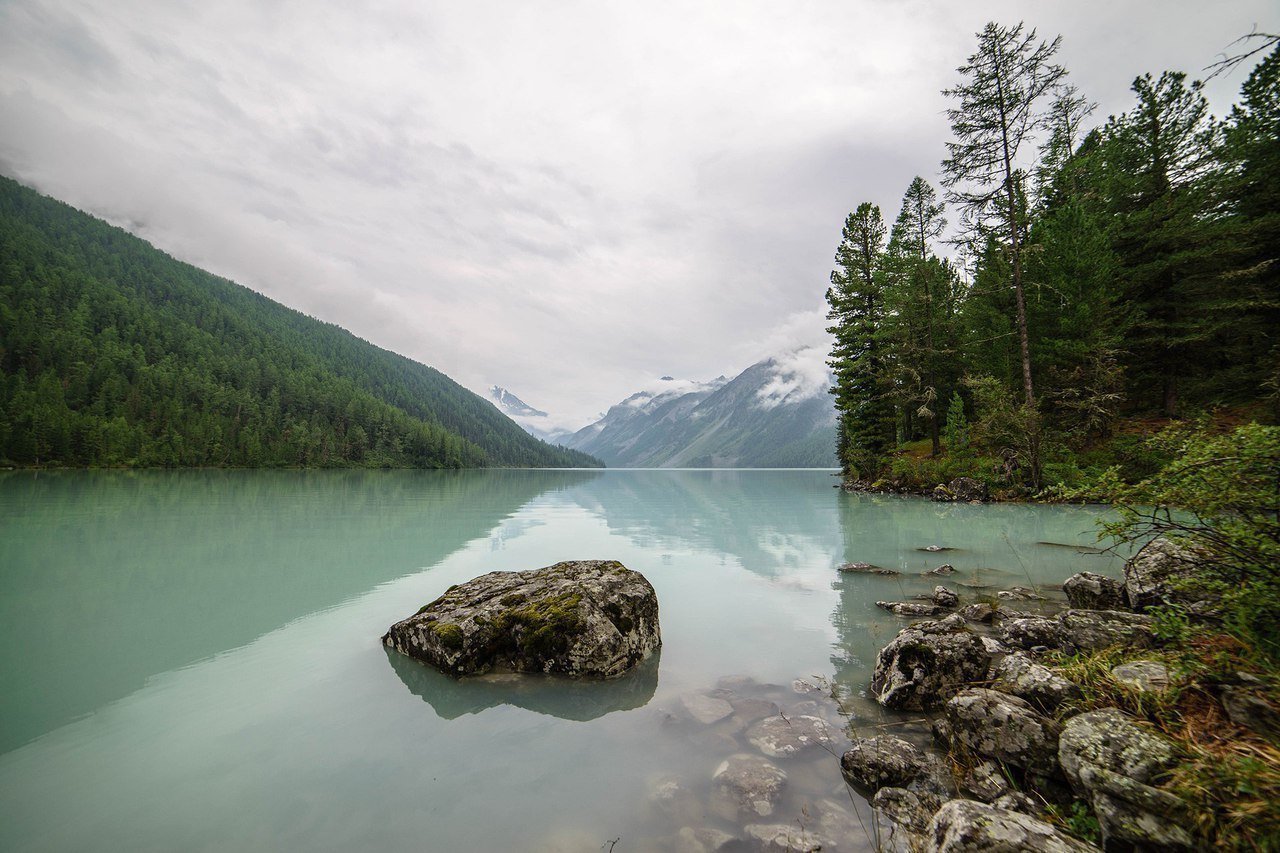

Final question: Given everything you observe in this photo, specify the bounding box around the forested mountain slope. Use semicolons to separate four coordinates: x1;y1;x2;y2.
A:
0;176;601;468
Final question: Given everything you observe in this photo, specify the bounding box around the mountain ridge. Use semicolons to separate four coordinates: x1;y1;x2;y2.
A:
561;357;836;468
0;175;602;469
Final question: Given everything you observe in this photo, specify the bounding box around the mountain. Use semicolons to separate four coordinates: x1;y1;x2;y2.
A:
0;176;601;469
489;386;548;420
563;357;836;468
486;385;576;445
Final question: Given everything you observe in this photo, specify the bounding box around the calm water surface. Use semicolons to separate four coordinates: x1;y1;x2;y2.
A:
0;469;1122;851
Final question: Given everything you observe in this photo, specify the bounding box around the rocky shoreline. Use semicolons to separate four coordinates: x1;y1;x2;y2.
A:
837;535;1268;851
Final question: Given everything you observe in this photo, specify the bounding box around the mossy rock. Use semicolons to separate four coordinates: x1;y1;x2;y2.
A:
382;560;661;678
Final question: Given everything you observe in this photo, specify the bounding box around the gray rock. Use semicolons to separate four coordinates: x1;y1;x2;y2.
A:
946;688;1062;775
927;799;1099;851
647;776;702;826
928;563;958;575
871;618;992;710
932;585;960;607
1056;609;1155;652
950;477;990;502
839;562;899;575
1124;536;1213;613
674;826;738;853
1109;661;1172;695
959;602;996;623
710;754;787;820
1058;708;1176;790
1062;572;1127;611
746;714;832;759
382;560;660;677
1221;685;1280;739
997;586;1045;601
681;693;735;724
879;600;946;618
1058;708;1193;850
741;823;828;852
1000;617;1068;652
980;636;1010;656
873;786;944;832
961;759;1012;802
993;653;1083;712
990;791;1040;816
730;696;781;723
840;735;934;792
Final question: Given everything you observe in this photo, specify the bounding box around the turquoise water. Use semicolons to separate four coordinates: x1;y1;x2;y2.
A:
0;469;1122;851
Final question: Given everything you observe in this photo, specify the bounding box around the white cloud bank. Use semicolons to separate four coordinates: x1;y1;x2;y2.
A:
0;0;1274;428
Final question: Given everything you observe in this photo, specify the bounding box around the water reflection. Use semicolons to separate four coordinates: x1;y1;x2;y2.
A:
827;491;1123;693
563;469;844;579
385;648;660;721
0;468;599;751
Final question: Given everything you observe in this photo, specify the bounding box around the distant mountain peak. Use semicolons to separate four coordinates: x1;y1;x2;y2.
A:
560;357;835;468
488;386;548;419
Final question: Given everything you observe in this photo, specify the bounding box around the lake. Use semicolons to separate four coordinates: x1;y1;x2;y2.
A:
0;469;1122;851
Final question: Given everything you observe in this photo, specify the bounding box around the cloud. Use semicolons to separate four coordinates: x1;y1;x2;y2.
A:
1;0;1275;427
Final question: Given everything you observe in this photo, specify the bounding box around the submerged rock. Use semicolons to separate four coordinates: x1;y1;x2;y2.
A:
878;600;946;618
746;714;832;758
1062;571;1127;611
871;617;991;710
382;560;660;678
742;823;828;852
927;799;1098;852
997;586;1045;601
709;754;787;820
838;561;899;575
681;693;735;725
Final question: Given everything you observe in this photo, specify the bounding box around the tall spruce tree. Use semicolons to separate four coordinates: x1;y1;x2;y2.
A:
941;22;1067;407
1102;71;1227;416
883;177;958;456
1222;44;1280;411
826;202;894;476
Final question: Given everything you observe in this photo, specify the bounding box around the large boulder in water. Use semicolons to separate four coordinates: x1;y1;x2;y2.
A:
871;615;991;710
382;560;661;678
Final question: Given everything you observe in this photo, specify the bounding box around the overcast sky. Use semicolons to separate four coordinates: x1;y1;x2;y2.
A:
1;1;1276;429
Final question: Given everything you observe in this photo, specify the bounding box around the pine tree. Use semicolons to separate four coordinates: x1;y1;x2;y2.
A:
1221;44;1280;411
882;177;958;456
1102;71;1229;415
941;21;1067;407
826;203;894;476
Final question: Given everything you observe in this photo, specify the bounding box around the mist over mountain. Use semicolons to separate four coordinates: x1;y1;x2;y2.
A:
562;351;837;468
487;386;577;445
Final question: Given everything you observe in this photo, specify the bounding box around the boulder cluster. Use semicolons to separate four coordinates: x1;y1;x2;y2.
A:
843;537;1216;851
